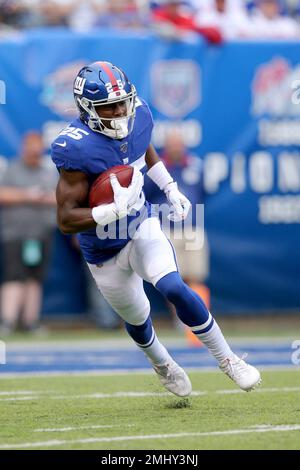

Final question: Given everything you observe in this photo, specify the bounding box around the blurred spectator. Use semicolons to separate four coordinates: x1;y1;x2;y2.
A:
0;131;57;335
0;0;70;31
94;0;149;30
1;0;299;38
249;0;300;38
0;0;152;32
0;0;23;27
285;0;300;18
152;0;223;43
195;0;253;40
144;130;209;346
67;0;106;32
0;156;8;175
37;0;71;27
0;0;29;32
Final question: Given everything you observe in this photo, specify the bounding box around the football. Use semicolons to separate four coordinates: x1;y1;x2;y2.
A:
89;164;134;207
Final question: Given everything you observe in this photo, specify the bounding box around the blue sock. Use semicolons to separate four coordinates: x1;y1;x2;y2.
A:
125;316;154;348
125;316;171;365
156;272;214;334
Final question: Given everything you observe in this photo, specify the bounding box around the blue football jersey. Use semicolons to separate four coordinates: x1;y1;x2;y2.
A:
51;98;153;264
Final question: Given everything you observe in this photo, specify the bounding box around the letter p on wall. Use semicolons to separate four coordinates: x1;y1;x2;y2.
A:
0;80;6;105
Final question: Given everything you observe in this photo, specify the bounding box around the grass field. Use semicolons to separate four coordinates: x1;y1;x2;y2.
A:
0;369;300;450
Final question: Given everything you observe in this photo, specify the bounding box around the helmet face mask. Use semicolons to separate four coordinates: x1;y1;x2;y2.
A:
73;62;137;139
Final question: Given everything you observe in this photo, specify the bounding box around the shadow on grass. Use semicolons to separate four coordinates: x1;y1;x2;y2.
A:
165;398;192;409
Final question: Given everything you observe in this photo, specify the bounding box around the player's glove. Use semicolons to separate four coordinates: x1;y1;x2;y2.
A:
147;161;191;222
91;202;119;226
164;181;191;222
110;166;144;219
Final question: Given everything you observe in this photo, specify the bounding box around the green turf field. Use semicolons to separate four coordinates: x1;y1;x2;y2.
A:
0;369;299;450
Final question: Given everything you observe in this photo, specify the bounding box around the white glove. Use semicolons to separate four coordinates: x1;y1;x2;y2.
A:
92;202;118;226
110;166;144;219
164;182;191;222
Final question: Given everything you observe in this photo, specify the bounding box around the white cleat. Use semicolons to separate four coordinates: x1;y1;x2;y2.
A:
219;354;261;392
153;360;192;397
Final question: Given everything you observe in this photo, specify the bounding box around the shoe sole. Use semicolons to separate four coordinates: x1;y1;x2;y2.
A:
162;379;192;397
245;377;262;392
172;388;192;398
154;363;192;397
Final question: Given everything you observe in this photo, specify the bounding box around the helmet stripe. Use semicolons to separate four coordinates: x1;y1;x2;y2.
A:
96;61;121;96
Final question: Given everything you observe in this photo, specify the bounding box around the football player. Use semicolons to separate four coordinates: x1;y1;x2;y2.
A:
51;61;261;396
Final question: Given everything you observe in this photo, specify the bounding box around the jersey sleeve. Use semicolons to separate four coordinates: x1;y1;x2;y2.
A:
51;139;85;173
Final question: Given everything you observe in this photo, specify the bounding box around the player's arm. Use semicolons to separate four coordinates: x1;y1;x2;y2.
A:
56;169;96;234
56;168;142;233
145;144;191;221
145;143;161;169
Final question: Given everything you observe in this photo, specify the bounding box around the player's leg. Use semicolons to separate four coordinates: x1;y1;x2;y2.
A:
22;237;51;332
130;217;261;392
0;240;25;334
22;280;42;331
124;318;191;397
0;282;24;333
87;251;191;396
169;227;210;347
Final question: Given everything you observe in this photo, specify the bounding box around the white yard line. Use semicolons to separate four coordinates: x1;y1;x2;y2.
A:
0;424;300;449
0;391;205;401
0;386;299;402
0;396;40;401
216;386;300;395
51;386;300;399
0;391;39;396
52;391;207;399
34;425;134;433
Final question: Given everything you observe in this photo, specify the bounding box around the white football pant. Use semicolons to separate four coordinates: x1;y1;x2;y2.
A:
88;217;177;325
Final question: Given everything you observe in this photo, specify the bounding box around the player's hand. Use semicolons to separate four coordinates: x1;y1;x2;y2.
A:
164;182;191;222
127;167;144;209
110;167;144;219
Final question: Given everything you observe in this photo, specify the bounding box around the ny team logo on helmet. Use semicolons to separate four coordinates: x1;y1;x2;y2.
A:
73;61;137;139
